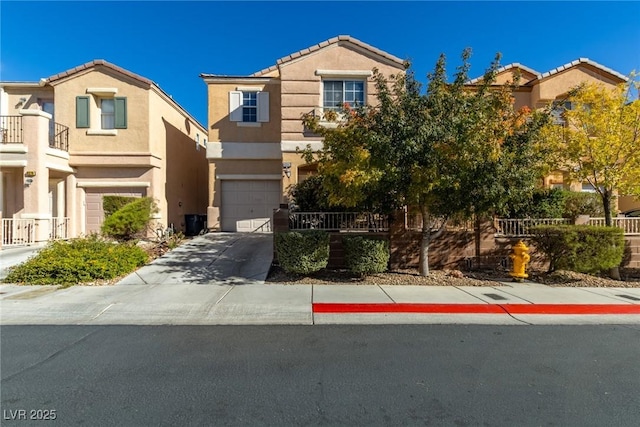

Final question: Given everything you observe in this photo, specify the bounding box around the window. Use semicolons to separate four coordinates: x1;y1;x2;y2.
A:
101;99;115;129
323;80;365;111
551;101;572;125
229;91;269;123
242;92;257;123
76;95;127;131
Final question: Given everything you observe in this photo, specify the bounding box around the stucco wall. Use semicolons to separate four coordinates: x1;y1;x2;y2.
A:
3;87;54;113
206;81;281;143
532;65;621;105
149;88;208;230
278;42;405;142
51;67;150;154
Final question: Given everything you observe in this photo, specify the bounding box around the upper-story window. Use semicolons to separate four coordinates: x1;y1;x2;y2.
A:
242;92;257;123
551;101;572;125
323;80;365;111
101;99;115;129
76;92;127;133
229;90;269;124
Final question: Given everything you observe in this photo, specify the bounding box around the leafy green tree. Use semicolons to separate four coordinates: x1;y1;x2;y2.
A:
302;51;549;276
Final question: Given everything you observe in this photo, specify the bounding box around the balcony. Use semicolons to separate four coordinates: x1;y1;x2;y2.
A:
49;122;69;151
1;115;69;152
0;116;23;143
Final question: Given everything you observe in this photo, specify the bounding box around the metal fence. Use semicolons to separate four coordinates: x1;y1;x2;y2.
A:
50;217;70;240
495;217;640;236
0;116;23;144
289;212;389;232
494;218;573;237
1;219;35;247
588;217;640;235
49;122;69;151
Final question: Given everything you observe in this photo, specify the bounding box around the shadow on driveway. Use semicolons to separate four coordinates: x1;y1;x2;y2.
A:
117;233;273;286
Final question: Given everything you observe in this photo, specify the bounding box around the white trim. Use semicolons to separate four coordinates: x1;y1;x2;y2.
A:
237;122;261;128
86;87;118;95
0;160;27;167
281;141;323;152
77;181;151;188
0;144;28;154
86;129;118;136
46;148;70;160
207;142;281;160
315;69;373;77
0;87;8;116
216;174;282;180
202;76;274;84
235;86;262;92
20;213;52;220
45;162;74;173
18;108;52;119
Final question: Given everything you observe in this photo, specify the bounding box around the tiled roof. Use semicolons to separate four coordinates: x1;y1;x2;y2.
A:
536;58;628;82
467;63;541;84
46;59;154;86
46;59;205;131
250;35;406;77
467;58;628;85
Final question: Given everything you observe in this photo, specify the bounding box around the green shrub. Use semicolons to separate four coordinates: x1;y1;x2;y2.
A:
343;236;389;275
103;195;137;218
3;235;148;287
101;197;157;241
530;225;624;273
507;188;567;219
564;226;624;274
275;230;329;274
562;191;613;219
530;225;577;272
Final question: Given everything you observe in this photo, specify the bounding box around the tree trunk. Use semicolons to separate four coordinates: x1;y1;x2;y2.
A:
603;190;612;227
602;190;622;280
419;230;431;276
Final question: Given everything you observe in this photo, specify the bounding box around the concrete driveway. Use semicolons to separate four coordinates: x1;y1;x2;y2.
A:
117;232;274;286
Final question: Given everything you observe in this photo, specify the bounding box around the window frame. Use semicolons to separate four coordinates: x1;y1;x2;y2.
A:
322;79;365;112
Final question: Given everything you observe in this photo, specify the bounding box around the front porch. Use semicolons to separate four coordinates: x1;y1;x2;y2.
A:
1;111;74;247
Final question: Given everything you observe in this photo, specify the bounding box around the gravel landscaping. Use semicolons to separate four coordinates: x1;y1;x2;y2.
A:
266;265;640;288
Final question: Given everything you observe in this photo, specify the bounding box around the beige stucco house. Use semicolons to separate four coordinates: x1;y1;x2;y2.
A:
201;35;406;232
467;58;638;213
0;60;208;246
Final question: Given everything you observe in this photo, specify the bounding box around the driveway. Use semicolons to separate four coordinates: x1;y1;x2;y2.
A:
117;232;274;286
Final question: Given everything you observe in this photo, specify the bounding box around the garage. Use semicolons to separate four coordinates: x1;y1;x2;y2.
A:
85;188;144;234
220;180;281;232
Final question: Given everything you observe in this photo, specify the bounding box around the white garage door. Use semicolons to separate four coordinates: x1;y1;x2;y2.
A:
221;180;281;232
85;188;144;234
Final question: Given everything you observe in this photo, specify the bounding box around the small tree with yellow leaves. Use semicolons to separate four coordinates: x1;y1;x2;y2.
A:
542;79;640;227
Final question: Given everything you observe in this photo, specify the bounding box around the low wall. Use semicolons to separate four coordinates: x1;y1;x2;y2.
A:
273;208;640;270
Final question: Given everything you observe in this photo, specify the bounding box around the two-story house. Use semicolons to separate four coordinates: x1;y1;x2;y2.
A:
0;60;208;246
201;35;406;232
466;59;638;213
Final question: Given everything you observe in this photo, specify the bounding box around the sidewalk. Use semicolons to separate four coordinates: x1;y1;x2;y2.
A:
1;232;639;325
0;244;46;280
1;280;639;325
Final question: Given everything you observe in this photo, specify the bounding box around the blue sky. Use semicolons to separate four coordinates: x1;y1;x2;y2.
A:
2;1;639;126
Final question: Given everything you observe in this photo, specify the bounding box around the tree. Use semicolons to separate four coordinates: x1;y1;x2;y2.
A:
302;51;549;276
542;79;640;227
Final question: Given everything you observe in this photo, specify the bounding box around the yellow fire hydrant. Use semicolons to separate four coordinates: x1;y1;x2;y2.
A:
509;240;530;282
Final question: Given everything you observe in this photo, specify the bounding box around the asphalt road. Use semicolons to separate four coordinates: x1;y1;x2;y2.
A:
2;325;639;426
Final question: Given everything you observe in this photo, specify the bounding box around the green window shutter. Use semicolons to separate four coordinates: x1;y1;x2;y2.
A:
114;97;127;129
76;96;90;128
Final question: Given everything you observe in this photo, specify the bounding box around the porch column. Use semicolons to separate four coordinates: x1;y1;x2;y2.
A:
20;110;51;243
66;174;77;238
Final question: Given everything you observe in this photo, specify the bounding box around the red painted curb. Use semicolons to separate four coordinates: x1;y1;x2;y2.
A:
312;303;640;315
